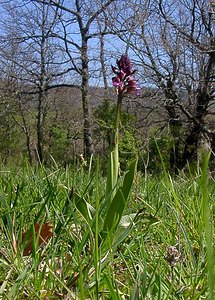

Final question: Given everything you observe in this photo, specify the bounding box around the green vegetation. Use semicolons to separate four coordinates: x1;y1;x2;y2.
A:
0;158;214;299
93;100;141;171
0;55;214;299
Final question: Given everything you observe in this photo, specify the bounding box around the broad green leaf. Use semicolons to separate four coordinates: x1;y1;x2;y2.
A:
101;159;137;242
74;194;95;224
120;159;137;200
101;189;125;240
119;211;159;228
105;148;119;200
119;213;136;228
113;211;159;249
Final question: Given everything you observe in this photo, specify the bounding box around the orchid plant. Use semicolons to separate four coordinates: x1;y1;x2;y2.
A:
75;55;140;256
106;54;140;199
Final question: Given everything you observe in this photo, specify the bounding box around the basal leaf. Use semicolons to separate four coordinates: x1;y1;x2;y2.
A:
74;193;95;224
105;148;119;200
101;159;137;243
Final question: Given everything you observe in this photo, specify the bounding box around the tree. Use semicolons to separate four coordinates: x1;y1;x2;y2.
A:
33;0;117;158
0;0;74;162
114;0;215;171
158;0;215;168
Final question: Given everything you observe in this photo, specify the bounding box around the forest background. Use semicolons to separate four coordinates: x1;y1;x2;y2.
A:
0;0;214;173
0;1;215;299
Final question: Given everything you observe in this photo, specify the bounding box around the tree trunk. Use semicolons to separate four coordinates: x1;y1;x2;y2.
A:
180;125;201;169
36;4;48;163
37;90;44;162
179;49;214;169
179;87;211;169
81;39;94;158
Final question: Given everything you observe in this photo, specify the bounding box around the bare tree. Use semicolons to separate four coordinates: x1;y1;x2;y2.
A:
31;0;117;158
0;0;74;162
158;0;215;168
114;0;215;170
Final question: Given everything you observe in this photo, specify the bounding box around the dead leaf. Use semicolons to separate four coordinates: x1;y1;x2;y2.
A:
22;222;53;256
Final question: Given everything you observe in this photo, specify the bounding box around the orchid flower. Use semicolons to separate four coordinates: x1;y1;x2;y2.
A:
112;55;140;97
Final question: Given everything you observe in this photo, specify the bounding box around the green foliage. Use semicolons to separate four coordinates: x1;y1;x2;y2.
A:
0;78;142;298
119;128;140;170
94;99;140;170
48;125;70;163
0;161;214;298
143;133;175;173
0;114;24;163
0;83;214;299
101;159;137;244
93;99;114;147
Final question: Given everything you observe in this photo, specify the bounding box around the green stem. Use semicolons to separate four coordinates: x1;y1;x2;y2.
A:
112;93;123;177
105;93;123;200
113;94;123;149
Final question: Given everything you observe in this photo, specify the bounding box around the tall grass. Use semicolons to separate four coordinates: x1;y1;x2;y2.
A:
0;159;214;299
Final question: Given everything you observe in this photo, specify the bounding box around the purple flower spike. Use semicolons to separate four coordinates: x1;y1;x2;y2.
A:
112;55;140;97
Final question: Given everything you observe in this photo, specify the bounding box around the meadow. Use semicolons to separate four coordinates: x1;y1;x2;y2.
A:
0;155;214;299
